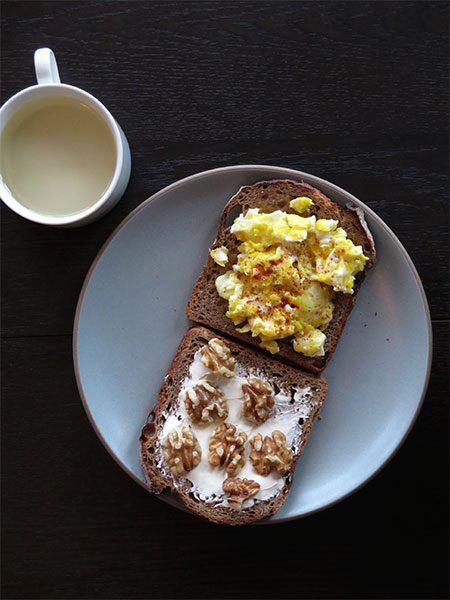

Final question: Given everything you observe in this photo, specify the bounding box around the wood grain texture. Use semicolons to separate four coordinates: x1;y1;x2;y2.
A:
1;327;448;599
1;1;448;599
1;0;448;336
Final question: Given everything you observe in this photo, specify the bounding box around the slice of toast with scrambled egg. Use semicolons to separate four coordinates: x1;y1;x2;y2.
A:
186;180;376;374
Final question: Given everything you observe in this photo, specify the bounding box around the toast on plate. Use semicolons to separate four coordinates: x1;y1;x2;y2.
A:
139;326;327;525
186;179;376;373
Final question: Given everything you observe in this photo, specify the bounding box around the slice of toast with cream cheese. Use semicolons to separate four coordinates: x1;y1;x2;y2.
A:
139;326;327;525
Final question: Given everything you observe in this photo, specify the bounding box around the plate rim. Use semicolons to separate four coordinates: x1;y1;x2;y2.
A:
72;164;433;522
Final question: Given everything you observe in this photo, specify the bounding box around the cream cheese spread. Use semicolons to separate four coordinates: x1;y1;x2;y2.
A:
158;349;319;509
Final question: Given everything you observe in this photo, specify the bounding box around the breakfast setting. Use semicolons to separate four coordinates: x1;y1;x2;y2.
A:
1;3;448;600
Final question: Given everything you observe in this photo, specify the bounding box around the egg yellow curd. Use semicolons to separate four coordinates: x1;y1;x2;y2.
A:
211;197;368;358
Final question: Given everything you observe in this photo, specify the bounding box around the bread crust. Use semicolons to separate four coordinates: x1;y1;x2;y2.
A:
139;326;327;525
186;180;376;373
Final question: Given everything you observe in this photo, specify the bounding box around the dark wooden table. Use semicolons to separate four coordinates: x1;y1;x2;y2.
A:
1;2;448;599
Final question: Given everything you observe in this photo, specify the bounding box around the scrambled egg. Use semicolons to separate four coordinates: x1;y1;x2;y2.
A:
210;246;229;267
214;198;368;357
289;196;313;214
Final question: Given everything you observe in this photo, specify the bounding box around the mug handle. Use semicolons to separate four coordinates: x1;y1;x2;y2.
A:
34;48;61;84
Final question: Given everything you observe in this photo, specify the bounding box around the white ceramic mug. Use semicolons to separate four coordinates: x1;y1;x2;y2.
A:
0;48;131;227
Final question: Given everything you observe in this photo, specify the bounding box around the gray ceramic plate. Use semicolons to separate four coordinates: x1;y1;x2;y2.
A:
73;165;432;522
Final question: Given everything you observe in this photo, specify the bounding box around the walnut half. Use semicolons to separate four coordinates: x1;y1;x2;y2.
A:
242;377;275;424
250;430;292;476
208;423;247;476
162;425;202;476
184;380;228;424
200;338;235;378
222;478;260;511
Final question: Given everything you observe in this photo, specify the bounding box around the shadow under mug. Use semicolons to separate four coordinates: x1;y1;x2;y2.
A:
0;48;131;227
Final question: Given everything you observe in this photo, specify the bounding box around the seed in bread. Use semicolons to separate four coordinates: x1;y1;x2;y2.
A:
139;326;327;525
